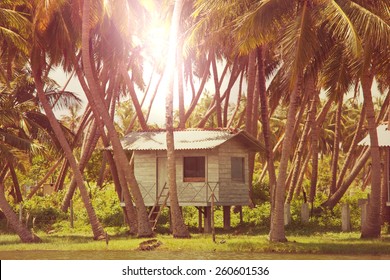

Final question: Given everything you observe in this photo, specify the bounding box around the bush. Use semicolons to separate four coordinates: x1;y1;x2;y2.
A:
22;191;68;231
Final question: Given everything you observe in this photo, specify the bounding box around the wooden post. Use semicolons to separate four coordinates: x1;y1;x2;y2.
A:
301;203;310;223
204;207;211;233
223;206;231;230
341;203;351;232
19;203;23;223
284;203;291;225
358;197;369;231
211;192;215;242
198;207;203;233
70;199;74;228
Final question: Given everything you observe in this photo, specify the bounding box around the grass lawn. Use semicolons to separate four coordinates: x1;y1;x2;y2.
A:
1;229;390;259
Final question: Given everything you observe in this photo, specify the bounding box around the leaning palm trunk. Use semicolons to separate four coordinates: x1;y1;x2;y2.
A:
81;0;152;237
61;120;100;211
165;0;190;238
246;51;257;203
33;71;105;240
322;148;370;209
257;46;277;206
286;87;316;203
0;184;41;243
270;77;301;242
70;55;138;234
330;96;343;195
336;105;365;190
360;72;381;238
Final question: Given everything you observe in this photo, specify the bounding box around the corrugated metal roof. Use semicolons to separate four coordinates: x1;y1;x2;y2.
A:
120;130;263;151
358;124;390;147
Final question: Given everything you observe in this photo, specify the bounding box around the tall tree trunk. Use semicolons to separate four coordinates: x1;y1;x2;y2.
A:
54;160;69;192
0;184;41;243
61;120;99;211
223;58;239;127
32;71;105;240
81;0;152;237
270;77;301;242
227;70;244;128
211;51;223;128
165;0;190;238
246;51;257;204
8;162;23;203
330;96;343;195
183;57;211;123
286;93;314;203
309;93;320;211
27;158;62;199
361;71;381;238
245;51;257;136
120;67;148;130
257;46;277;206
72;55;138;235
322;148;370;209
177;40;186;129
336;104;365;190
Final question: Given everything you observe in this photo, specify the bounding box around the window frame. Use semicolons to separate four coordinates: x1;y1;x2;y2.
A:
183;156;206;182
231;156;245;182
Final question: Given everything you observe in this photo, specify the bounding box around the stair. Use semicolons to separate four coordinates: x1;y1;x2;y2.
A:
148;182;169;230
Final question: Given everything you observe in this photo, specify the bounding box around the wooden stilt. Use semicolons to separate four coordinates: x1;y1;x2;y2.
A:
211;193;215;242
198;207;203;233
223;206;231;230
204;206;211;233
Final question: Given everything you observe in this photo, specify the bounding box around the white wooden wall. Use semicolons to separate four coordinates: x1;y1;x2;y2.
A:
133;139;250;206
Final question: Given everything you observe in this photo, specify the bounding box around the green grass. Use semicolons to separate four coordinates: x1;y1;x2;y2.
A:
1;230;390;257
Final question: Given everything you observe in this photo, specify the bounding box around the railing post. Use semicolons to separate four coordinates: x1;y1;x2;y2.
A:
211;191;215;243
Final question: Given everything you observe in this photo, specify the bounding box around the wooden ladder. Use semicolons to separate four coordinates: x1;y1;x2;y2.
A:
148;182;169;230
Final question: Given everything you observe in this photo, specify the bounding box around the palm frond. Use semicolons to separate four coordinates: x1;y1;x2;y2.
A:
320;45;361;99
234;0;295;54
343;0;390;50
279;2;318;88
316;0;362;57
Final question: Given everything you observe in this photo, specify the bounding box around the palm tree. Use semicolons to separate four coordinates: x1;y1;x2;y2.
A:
27;0;107;240
232;0;388;241
164;0;190;238
80;0;153;237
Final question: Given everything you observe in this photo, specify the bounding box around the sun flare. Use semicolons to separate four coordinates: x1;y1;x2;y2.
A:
142;16;171;67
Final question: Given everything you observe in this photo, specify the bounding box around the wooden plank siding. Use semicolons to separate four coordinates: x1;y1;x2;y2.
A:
133;139;250;206
134;151;157;205
217;139;250;206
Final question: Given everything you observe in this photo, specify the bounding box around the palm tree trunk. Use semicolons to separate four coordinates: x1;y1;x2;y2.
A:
81;0;152;237
269;77;301;242
183;57;211;123
8;162;23;203
246;51;257;203
309;95;320;207
330;96;343;195
27;158;62;199
165;0;190;238
0;184;41;243
211;52;223;128
54;160;69;192
223;58;239;127
257;46;277;206
360;71;381;238
32;70;105;240
336;104;365;190
177;40;186;129
227;70;244;128
61;120;99;211
323;148;370;209
120;67;148;130
286;95;313;203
